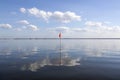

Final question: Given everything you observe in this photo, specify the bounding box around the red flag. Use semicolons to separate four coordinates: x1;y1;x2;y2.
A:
59;33;61;38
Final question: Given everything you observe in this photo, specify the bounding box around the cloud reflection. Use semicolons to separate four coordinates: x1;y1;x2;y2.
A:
1;40;120;72
21;54;80;72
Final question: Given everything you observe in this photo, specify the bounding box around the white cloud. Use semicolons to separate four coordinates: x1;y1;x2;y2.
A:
52;11;81;23
49;27;91;33
85;21;103;27
72;28;87;32
21;7;81;23
16;20;39;31
48;22;120;35
0;24;12;29
28;25;39;31
28;7;52;21
54;27;70;33
20;8;26;13
18;20;29;25
109;26;120;32
85;21;120;33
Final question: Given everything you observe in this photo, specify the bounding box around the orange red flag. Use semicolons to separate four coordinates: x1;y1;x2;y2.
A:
59;33;61;38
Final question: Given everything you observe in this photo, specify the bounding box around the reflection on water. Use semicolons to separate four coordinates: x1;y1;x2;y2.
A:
0;39;120;80
21;56;80;72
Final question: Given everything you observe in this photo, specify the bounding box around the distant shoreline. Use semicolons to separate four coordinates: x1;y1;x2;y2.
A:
1;38;120;40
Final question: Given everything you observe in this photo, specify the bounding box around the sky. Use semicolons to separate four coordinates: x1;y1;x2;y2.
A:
1;0;120;38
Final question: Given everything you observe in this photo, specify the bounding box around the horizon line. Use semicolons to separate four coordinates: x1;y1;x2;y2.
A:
1;38;120;40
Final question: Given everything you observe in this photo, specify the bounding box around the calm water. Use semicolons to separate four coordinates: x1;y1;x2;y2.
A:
0;39;120;80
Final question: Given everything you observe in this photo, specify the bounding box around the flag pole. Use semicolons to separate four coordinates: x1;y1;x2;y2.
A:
60;34;62;65
59;33;62;65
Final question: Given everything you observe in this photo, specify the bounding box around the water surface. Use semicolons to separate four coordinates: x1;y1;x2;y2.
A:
0;39;120;80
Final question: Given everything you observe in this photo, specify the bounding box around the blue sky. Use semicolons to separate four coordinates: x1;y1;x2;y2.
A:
1;0;120;38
